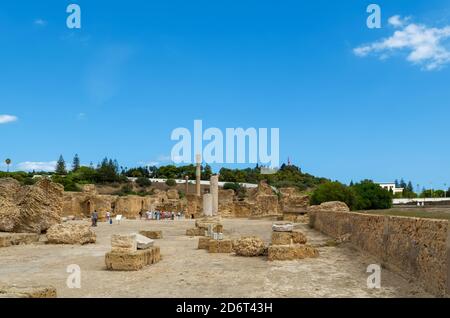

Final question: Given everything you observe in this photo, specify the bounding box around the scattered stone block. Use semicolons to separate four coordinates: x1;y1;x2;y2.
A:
186;228;205;236
111;234;137;253
198;237;211;249
271;230;307;245
272;222;294;232
139;230;163;239
135;233;154;250
208;239;233;253
268;244;319;261
0;284;57;298
46;223;96;245
213;224;223;233
0;232;40;248
233;236;266;257
105;246;161;271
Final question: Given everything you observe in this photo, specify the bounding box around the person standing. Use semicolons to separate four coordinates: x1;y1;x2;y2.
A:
91;210;99;227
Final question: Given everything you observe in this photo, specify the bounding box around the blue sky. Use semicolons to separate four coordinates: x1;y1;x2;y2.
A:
1;0;450;189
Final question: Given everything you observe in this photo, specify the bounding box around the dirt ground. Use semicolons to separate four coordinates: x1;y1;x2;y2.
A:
0;218;431;298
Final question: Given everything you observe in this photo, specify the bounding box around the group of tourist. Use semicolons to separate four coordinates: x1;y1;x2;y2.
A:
139;210;184;221
90;210;184;227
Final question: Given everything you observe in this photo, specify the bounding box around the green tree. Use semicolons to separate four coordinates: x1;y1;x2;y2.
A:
310;181;355;208
55;155;67;175
351;180;392;210
166;178;176;187
72;154;80;172
136;177;152;187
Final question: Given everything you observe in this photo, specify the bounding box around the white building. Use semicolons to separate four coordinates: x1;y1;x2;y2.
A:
377;183;404;195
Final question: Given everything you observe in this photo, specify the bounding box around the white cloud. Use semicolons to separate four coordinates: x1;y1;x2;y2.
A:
0;115;18;124
17;161;57;172
34;19;47;26
354;16;450;70
77;113;87;120
388;15;410;28
138;155;174;167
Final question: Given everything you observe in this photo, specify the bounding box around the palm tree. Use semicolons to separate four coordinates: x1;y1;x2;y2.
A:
5;158;11;172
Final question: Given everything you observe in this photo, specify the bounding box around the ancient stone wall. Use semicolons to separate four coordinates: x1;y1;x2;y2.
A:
309;209;450;296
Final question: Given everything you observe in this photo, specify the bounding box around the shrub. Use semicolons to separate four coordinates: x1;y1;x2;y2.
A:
310;181;355;208
351;180;392;210
223;182;242;192
165;179;176;187
136;177;152;187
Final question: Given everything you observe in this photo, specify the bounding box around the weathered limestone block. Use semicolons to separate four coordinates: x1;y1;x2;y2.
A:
272;222;294;232
271;231;307;245
195;217;222;230
0;285;57;298
268;244;319;261
0;178;63;234
111;234;137;252
307;201;350;213
198;237;211;249
105;246;161;271
186;228;205;236
135;233;154;250
46;223;96;245
214;224;224;233
0;232;40;248
233;236;266;257
208;239;233;253
139;230;163;239
166;189;179;200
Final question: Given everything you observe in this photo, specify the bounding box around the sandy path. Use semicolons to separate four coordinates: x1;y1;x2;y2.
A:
0;219;431;298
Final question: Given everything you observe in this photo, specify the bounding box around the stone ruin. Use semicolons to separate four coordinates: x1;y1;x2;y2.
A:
105;234;161;271
0;178;64;234
268;222;319;261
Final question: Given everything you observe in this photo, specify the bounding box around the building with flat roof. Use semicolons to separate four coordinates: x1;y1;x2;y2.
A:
377;182;404;195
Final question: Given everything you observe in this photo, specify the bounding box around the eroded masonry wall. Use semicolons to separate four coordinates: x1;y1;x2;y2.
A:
309;210;450;297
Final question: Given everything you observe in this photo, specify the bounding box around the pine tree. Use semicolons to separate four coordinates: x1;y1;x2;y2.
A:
55;155;67;175
72;154;80;171
407;181;414;192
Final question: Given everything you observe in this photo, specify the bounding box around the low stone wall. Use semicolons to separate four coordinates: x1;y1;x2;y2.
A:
309;210;449;297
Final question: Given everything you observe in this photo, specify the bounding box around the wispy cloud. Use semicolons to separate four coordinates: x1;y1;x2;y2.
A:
354;16;450;70
77;113;87;120
0;115;18;124
34;19;47;26
17;161;57;172
138;155;173;167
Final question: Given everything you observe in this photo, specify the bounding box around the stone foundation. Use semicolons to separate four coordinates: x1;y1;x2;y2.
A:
0;233;40;248
105;246;161;271
198;237;211;249
268;244;319;261
271;231;307;245
309;209;450;296
0;285;57;298
209;239;233;253
139;230;163;239
186;228;205;236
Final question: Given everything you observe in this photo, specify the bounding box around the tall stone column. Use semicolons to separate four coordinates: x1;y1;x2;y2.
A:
203;193;213;217
210;175;219;216
195;154;202;196
184;176;189;194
